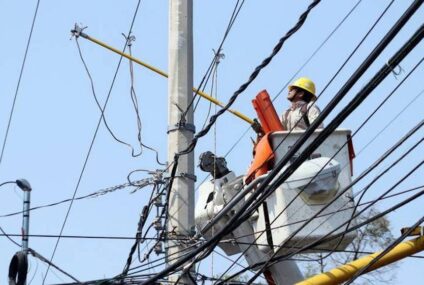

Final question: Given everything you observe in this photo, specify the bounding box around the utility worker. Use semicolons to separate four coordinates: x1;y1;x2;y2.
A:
281;77;323;130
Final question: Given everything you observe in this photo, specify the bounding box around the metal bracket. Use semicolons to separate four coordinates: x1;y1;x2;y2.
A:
70;23;87;39
167;122;196;134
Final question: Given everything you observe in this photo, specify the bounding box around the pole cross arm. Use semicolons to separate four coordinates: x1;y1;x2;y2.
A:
70;27;254;125
296;235;424;285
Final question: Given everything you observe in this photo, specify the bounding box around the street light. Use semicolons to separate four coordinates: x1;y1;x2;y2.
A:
5;179;32;285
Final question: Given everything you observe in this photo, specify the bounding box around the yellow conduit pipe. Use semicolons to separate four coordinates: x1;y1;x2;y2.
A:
296;235;424;285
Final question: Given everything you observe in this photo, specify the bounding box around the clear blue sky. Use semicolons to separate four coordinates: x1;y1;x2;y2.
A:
0;0;423;284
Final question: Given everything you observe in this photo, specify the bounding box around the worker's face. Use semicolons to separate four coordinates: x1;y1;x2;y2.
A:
287;88;303;101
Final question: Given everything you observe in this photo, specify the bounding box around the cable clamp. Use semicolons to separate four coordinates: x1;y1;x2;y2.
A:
167;122;196;134
176;172;197;182
386;61;404;79
401;226;423;237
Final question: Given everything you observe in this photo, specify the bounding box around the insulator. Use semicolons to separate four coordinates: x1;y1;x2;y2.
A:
154;196;163;207
154;242;163;255
153;217;163;231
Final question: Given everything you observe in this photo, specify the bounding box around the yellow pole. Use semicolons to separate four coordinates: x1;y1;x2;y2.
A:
76;32;254;125
296;235;424;285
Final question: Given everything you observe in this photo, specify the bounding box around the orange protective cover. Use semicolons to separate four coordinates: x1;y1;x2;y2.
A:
252;90;285;133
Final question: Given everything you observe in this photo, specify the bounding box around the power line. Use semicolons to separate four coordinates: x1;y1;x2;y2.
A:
0;225;20;247
202;0;393;190
216;48;424;279
262;57;424;257
42;1;144;283
180;0;322;156
184;0;246;119
221;134;423;279
224;183;424;282
246;159;424;283
236;11;424;257
0;0;41;167
195;12;424;283
237;116;423;281
143;2;324;282
29;248;80;284
230;185;424;241
125;35;166;165
0;178;152;218
272;0;367;102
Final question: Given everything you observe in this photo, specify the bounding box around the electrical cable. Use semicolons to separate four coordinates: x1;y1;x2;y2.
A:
29;248;80;283
229;184;424;241
272;0;367;102
183;0;246;119
148;4;323;280
206;10;424;278
258;57;424;260
232;123;423;282
97;182;179;284
260;118;424;244
27;255;39;285
76;34;165;165
122;183;159;277
0;181;17;188
0;224;20;247
195;0;360;192
219;134;423;282
211;0;389;173
0;178;151;218
0;0;41;168
260;0;396;166
215;47;424;281
226;240;424;259
94;241;203;284
124;33;166;165
74;38;133;151
223;183;424;282
42;1;144;283
236;17;424;249
193;17;424;284
283;136;423;265
180;0;322;156
245;159;424;283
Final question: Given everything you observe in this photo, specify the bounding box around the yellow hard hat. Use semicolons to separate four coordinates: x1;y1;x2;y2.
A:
289;77;316;99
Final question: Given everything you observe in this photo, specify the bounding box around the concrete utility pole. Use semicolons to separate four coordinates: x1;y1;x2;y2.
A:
167;0;195;284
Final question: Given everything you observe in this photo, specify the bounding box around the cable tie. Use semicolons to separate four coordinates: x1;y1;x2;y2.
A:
212;48;225;64
386;61;404;79
121;33;136;47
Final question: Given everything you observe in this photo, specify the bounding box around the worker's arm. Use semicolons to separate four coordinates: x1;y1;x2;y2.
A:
308;102;324;128
281;110;289;129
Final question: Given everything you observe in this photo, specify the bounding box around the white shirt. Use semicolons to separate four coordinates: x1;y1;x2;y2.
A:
281;100;323;130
